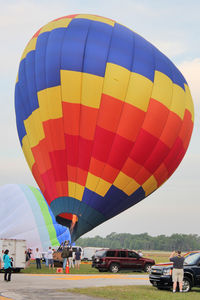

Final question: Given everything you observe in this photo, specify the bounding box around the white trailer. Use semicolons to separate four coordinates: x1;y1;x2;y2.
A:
82;247;108;261
0;238;26;272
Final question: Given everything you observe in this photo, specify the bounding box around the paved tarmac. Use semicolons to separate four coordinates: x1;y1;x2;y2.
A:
0;273;150;300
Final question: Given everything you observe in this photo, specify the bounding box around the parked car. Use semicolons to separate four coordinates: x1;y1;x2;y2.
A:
149;251;200;292
92;249;155;273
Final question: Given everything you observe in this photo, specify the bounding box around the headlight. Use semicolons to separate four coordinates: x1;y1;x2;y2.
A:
96;258;99;262
163;268;172;276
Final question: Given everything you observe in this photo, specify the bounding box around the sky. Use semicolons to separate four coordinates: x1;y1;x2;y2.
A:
0;0;199;238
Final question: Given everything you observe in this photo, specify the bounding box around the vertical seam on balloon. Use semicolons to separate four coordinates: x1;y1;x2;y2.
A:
103;41;157;217
72;22;116;240
145;61;188;185
73;20;92;219
136;57;176;197
78;22;116;216
45;29;60;202
59;20;74;201
151;64;193;183
23;47;48;200
17;60;32;164
152;59;175;181
88;28;136;212
34;31;55;203
43;28;68;204
112;53;188;217
124;54;175;189
22;35;47;199
16;74;32;166
161;72;188;180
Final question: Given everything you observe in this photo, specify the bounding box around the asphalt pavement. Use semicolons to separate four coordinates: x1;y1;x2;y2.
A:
0;273;150;300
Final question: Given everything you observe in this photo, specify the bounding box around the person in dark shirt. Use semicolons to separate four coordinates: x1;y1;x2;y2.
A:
61;246;70;271
170;250;185;293
75;248;81;270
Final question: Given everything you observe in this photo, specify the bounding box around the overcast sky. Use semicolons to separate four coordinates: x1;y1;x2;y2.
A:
0;0;199;238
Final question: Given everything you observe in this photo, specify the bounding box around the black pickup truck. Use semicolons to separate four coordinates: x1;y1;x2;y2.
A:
149;252;200;292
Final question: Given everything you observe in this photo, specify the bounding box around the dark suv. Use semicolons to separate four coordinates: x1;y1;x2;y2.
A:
92;249;155;273
149;252;200;292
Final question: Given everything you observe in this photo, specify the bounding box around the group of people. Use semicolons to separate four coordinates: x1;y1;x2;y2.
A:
33;243;82;272
61;245;82;271
32;246;55;270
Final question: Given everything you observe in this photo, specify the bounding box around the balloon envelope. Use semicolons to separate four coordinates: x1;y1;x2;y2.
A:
0;184;70;251
15;14;194;241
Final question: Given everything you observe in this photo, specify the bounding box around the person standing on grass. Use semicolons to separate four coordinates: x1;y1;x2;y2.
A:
25;248;32;268
61;245;70;271
138;250;143;257
3;249;12;282
75;248;81;270
170;250;185;293
35;248;42;269
47;246;54;270
68;247;74;269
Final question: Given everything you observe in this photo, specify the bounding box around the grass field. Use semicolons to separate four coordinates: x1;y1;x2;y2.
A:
66;285;200;300
21;251;171;274
21;261;99;274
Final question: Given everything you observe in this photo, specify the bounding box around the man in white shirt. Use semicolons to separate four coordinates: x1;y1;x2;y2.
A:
35;248;42;269
47;246;54;270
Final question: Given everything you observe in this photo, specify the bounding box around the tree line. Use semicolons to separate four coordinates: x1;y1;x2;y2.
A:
77;232;200;251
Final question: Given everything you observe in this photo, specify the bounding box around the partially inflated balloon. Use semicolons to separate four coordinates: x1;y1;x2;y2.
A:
15;14;194;241
0;184;70;250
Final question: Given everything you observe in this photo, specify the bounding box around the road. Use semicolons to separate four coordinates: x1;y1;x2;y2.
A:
0;273;150;300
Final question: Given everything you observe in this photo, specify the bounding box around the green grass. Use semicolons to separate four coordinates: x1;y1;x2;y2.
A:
66;285;200;300
143;251;171;264
21;262;146;274
21;261;100;274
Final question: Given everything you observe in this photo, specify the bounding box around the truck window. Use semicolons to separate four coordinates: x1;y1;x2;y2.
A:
128;251;139;258
117;251;126;257
106;251;116;257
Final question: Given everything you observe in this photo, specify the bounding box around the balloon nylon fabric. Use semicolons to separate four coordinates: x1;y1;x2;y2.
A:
0;184;70;250
15;14;194;241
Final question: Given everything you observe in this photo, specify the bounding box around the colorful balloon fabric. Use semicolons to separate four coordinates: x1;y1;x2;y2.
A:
15;14;194;241
0;184;70;251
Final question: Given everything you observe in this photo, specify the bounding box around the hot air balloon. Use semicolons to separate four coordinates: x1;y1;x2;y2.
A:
0;184;70;250
15;14;194;241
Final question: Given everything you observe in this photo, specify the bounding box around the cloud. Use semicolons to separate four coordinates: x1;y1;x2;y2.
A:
153;40;188;58
179;58;200;104
178;58;200;124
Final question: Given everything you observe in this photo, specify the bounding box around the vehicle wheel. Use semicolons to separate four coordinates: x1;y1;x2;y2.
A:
182;277;192;292
98;269;104;272
109;263;120;273
144;264;152;273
